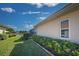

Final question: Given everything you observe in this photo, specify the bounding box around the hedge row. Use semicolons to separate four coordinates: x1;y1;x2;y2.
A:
32;35;79;56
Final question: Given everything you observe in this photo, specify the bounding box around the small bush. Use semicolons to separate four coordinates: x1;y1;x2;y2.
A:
0;34;7;40
9;33;16;37
22;33;30;40
32;35;79;56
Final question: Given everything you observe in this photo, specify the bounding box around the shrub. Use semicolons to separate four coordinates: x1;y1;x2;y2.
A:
32;35;79;56
0;34;7;40
22;33;31;40
9;33;16;37
71;49;79;56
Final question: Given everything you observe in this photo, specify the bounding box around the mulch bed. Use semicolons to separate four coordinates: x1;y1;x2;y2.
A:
35;41;59;56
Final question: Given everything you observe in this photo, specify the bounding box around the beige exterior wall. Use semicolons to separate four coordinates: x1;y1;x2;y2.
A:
69;11;79;43
36;19;60;39
35;10;79;43
0;29;7;34
0;29;4;34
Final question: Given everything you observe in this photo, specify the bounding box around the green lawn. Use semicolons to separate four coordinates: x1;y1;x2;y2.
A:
0;35;49;56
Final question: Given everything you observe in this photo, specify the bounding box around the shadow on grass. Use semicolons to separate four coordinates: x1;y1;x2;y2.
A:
10;36;30;56
10;41;27;56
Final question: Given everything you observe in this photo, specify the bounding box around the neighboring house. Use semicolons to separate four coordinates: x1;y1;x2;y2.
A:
0;27;8;34
0;29;4;34
34;4;79;43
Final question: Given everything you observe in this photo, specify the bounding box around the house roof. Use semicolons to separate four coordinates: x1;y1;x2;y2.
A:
0;27;6;30
34;3;79;28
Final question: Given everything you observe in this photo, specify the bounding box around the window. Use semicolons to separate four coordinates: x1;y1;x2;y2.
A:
61;20;69;38
61;29;69;38
61;20;69;29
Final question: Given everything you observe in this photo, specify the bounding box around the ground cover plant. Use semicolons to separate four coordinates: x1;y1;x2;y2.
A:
32;35;79;56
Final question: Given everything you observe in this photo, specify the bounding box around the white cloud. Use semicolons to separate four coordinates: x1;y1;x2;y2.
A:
22;11;50;15
24;23;34;31
22;12;28;15
31;3;43;8
43;3;58;7
31;3;59;8
1;7;15;13
40;12;49;16
39;17;47;20
7;25;17;29
25;24;33;29
28;11;40;14
31;11;40;14
22;11;41;15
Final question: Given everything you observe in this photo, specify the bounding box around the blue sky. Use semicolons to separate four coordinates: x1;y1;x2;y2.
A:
0;3;66;31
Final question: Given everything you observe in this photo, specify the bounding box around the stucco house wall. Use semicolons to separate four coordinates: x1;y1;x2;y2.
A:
0;28;8;34
0;29;4;34
35;8;79;43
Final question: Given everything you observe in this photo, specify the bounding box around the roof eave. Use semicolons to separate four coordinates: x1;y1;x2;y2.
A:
34;3;79;29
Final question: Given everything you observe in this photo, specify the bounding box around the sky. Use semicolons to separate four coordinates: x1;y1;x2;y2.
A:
0;3;66;31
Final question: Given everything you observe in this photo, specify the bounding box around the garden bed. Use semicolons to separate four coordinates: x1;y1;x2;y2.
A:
32;35;79;56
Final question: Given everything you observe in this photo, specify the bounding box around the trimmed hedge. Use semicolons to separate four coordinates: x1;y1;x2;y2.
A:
32;35;79;56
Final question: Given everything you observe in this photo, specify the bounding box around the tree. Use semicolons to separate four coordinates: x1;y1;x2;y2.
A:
6;28;15;33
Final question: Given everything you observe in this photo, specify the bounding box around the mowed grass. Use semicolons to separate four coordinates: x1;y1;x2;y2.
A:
0;35;22;56
0;35;49;56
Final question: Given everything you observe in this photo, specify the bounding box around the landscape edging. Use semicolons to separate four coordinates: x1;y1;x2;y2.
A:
32;40;54;56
